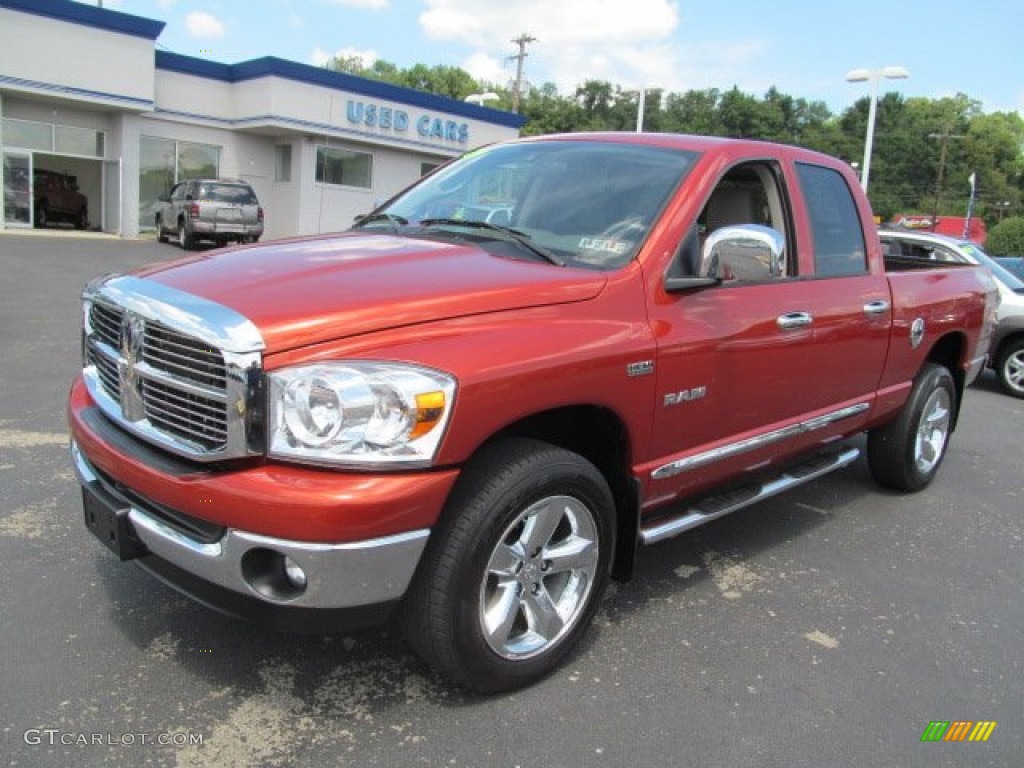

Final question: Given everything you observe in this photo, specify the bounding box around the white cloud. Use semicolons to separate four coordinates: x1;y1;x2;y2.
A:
461;52;507;86
185;11;226;38
420;0;678;45
418;0;683;93
321;0;391;8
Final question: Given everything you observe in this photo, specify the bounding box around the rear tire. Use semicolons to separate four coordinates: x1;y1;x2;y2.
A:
156;215;169;243
178;219;194;250
867;363;956;492
75;207;88;230
402;438;614;693
995;339;1024;399
35;202;48;229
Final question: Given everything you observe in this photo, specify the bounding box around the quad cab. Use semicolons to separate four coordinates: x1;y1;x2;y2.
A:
69;134;997;692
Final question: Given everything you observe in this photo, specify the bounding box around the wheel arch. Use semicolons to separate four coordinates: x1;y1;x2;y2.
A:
471;405;640;583
924;331;966;427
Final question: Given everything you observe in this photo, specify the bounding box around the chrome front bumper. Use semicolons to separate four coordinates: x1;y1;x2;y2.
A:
71;441;429;612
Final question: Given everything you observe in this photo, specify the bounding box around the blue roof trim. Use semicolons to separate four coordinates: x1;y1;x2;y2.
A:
155;51;234;82
0;0;165;40
0;74;154;109
155;51;526;130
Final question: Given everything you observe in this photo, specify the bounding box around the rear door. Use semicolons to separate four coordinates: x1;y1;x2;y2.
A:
783;161;891;455
169;182;188;224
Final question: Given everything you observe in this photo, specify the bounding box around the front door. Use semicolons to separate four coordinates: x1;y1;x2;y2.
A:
2;151;32;228
643;159;816;505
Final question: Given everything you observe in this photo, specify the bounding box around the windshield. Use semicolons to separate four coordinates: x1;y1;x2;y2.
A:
960;242;1024;292
357;140;698;270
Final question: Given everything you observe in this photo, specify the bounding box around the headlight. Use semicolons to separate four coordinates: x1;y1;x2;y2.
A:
268;362;456;468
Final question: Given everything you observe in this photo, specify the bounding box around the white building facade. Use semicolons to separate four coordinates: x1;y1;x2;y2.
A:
0;0;525;239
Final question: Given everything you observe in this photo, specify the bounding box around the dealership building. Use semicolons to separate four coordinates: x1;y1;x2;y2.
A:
0;0;525;239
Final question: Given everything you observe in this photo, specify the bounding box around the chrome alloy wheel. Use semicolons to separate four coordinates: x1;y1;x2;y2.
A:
1004;348;1024;395
479;494;599;660
914;387;951;474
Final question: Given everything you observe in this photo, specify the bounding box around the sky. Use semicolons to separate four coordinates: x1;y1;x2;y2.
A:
87;0;1023;115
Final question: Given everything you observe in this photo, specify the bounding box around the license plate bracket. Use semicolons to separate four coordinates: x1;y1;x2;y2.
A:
82;486;147;561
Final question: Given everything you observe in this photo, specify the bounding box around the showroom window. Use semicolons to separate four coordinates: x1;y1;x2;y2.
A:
138;137;220;230
2;117;105;158
178;142;219;180
275;145;292;182
315;146;372;188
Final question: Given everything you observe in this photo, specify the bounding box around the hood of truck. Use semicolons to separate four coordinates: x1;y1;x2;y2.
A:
134;233;607;353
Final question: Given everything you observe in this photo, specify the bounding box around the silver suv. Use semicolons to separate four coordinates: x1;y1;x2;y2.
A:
155;179;264;249
879;228;1024;398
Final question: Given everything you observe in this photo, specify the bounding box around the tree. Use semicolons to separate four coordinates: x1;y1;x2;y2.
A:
325;54;367;75
521;83;582;136
985;216;1024;256
311;52;1022;220
663;89;722;135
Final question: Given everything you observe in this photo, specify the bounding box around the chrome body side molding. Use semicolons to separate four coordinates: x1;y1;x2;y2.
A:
651;403;869;481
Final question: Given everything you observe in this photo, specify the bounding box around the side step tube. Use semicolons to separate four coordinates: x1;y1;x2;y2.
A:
639;446;861;546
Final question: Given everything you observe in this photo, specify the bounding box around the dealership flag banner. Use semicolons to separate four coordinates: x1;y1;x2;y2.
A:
963;172;977;239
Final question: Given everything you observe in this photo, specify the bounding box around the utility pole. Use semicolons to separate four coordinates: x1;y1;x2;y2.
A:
928;125;964;231
509;34;536;112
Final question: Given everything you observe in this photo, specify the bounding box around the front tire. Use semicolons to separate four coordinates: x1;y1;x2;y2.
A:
868;362;956;492
403;438;614;693
995;339;1024;399
156;215;169;243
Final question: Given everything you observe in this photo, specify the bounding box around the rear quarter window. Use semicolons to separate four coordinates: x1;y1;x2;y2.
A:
795;163;867;278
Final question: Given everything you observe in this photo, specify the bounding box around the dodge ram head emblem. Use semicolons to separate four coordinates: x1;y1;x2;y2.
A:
118;311;146;421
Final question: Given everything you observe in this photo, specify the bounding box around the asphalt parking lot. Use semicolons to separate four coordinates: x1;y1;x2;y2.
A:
1;230;1021;767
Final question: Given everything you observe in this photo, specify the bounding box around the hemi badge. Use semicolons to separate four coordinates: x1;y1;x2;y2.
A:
627;361;654;377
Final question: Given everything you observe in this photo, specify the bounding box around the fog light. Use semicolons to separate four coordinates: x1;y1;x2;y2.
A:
240;548;308;601
283;556;307;588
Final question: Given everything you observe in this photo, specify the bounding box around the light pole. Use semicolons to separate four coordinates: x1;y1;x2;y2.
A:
845;66;909;193
635;87;660;133
464;92;500;107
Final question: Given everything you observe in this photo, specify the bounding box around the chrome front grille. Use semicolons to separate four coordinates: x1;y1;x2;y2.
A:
144;322;227;389
82;275;264;461
141;377;228;447
90;302;122;348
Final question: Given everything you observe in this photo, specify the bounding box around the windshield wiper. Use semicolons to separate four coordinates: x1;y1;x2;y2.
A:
418;218;566;266
351;212;408;232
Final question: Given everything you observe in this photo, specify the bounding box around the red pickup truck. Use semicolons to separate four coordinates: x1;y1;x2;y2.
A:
69;134;996;692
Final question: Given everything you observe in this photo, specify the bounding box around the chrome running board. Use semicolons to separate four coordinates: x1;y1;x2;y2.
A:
639;446;861;546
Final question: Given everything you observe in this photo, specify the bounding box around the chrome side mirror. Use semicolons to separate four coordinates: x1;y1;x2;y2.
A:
700;224;786;281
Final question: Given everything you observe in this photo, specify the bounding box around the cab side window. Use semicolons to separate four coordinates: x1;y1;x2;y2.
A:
674;161;791;282
795;163;867;278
